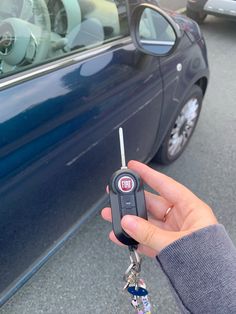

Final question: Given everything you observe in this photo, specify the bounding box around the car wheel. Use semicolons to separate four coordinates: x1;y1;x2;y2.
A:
154;85;203;164
186;8;207;24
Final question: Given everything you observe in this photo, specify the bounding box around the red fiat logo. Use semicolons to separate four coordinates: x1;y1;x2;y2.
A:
118;176;135;193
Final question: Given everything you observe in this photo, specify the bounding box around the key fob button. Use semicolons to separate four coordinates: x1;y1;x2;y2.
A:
122;207;137;216
120;195;136;208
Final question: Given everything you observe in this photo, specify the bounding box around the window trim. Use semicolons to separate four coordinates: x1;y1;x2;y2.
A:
0;36;132;91
0;0;131;90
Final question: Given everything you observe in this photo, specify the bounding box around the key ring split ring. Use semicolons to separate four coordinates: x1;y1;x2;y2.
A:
163;205;174;222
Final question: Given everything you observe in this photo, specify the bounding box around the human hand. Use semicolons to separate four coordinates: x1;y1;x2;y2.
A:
101;160;218;257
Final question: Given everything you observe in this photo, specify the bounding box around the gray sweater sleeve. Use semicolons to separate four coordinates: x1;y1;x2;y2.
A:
156;224;236;314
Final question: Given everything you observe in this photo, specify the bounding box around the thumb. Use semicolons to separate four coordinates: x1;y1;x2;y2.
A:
121;215;180;254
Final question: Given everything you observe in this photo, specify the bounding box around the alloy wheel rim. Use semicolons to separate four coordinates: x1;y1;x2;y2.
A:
167;97;199;158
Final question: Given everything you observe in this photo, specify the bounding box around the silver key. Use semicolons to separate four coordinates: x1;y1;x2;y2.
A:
123;247;141;290
123;247;153;313
123;264;139;290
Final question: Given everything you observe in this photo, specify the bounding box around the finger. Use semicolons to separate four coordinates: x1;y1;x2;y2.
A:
109;230;126;247
101;205;170;233
101;207;112;222
104;211;171;255
110;231;157;257
104;210;159;253
101;202;170;230
128;160;198;206
137;244;158;258
145;191;171;221
121;215;178;253
101;193;170;223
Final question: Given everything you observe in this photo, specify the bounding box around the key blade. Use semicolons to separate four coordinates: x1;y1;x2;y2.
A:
123;281;130;291
119;127;127;169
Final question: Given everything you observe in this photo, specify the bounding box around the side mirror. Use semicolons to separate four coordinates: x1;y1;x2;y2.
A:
130;4;181;56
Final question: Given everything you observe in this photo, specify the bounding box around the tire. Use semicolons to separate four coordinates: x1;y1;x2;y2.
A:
154;85;203;165
186;7;207;24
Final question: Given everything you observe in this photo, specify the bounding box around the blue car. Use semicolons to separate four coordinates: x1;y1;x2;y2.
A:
0;0;209;305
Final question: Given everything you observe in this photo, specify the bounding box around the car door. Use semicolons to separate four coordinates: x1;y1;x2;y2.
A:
0;0;163;303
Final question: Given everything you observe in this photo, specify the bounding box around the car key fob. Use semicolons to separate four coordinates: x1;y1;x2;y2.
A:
109;128;147;246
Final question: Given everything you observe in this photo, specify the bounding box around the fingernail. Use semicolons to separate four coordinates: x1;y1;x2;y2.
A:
127;160;135;167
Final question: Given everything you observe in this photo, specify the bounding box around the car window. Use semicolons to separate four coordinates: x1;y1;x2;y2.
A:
0;0;129;78
139;8;176;42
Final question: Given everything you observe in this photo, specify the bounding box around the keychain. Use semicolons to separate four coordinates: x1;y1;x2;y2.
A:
108;128;152;313
123;247;152;314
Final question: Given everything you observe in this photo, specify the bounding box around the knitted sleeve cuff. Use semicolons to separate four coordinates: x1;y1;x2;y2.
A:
156;224;236;314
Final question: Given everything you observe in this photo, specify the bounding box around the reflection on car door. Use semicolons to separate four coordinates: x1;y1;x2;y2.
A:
0;3;163;305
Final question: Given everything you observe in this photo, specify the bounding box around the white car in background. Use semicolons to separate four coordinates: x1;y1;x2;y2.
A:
187;0;236;23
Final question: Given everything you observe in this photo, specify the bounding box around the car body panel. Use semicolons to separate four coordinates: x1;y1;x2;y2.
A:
0;0;209;305
152;11;209;148
0;34;163;305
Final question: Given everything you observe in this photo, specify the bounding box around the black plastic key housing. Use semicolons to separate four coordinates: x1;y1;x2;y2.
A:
109;168;147;246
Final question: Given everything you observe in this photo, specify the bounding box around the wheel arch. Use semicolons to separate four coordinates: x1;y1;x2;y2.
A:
148;79;207;164
152;84;204;164
195;76;208;96
147;65;209;164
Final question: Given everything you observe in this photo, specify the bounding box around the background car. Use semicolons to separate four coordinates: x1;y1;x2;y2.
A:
187;0;236;23
0;0;209;305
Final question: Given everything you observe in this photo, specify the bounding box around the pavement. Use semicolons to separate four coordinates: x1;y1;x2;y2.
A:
1;4;236;314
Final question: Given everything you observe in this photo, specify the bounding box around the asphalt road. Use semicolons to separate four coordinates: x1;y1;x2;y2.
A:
159;0;187;11
1;13;236;314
